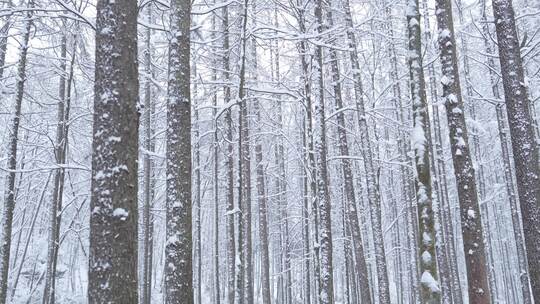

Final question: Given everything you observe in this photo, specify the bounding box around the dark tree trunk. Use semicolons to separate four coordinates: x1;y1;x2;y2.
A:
406;0;442;302
314;1;335;303
0;3;33;303
88;0;140;301
433;0;491;302
491;0;540;301
164;0;193;302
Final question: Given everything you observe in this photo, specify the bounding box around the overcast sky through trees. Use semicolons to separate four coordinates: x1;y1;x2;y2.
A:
0;0;539;303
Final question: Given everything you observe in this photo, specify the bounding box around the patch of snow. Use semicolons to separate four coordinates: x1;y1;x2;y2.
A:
421;271;441;293
113;208;128;220
422;251;432;265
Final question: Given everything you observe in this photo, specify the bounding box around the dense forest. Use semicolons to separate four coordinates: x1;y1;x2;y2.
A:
0;0;538;302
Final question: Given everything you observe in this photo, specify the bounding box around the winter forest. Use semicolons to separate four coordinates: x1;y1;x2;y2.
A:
0;0;539;302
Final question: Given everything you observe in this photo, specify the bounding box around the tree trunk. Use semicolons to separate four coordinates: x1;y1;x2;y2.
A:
236;1;252;303
252;48;271;304
381;6;407;303
343;0;391;302
211;6;222;304
313;1;335;303
302;123;312;304
0;3;32;303
43;30;75;304
270;8;292;304
481;15;524;294
455;2;498;301
326;5;372;304
491;0;540;301
221;2;236;303
194;60;202;304
433;0;491;302
164;0;193;302
141;4;155;304
294;1;321;301
88;0;140;300
406;0;442;302
420;0;463;301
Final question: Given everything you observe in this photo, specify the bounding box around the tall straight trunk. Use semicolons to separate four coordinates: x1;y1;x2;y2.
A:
236;1;252;302
420;1;463;301
253;78;272;304
164;0;193;302
326;6;371;304
0;5;33;302
211;6;222;304
343;0;391;302
252;47;271;304
406;0;442;302
433;0;491;302
295;0;321;300
212;71;221;304
194;61;202;304
270;9;291;304
250;3;270;303
396;73;420;304
491;0;540;301
455;2;498;300
302;123;312;304
480;0;531;297
222;1;236;302
381;6;407;303
141;4;155;304
314;1;334;303
88;0;140;300
43;31;73;304
313;0;335;304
